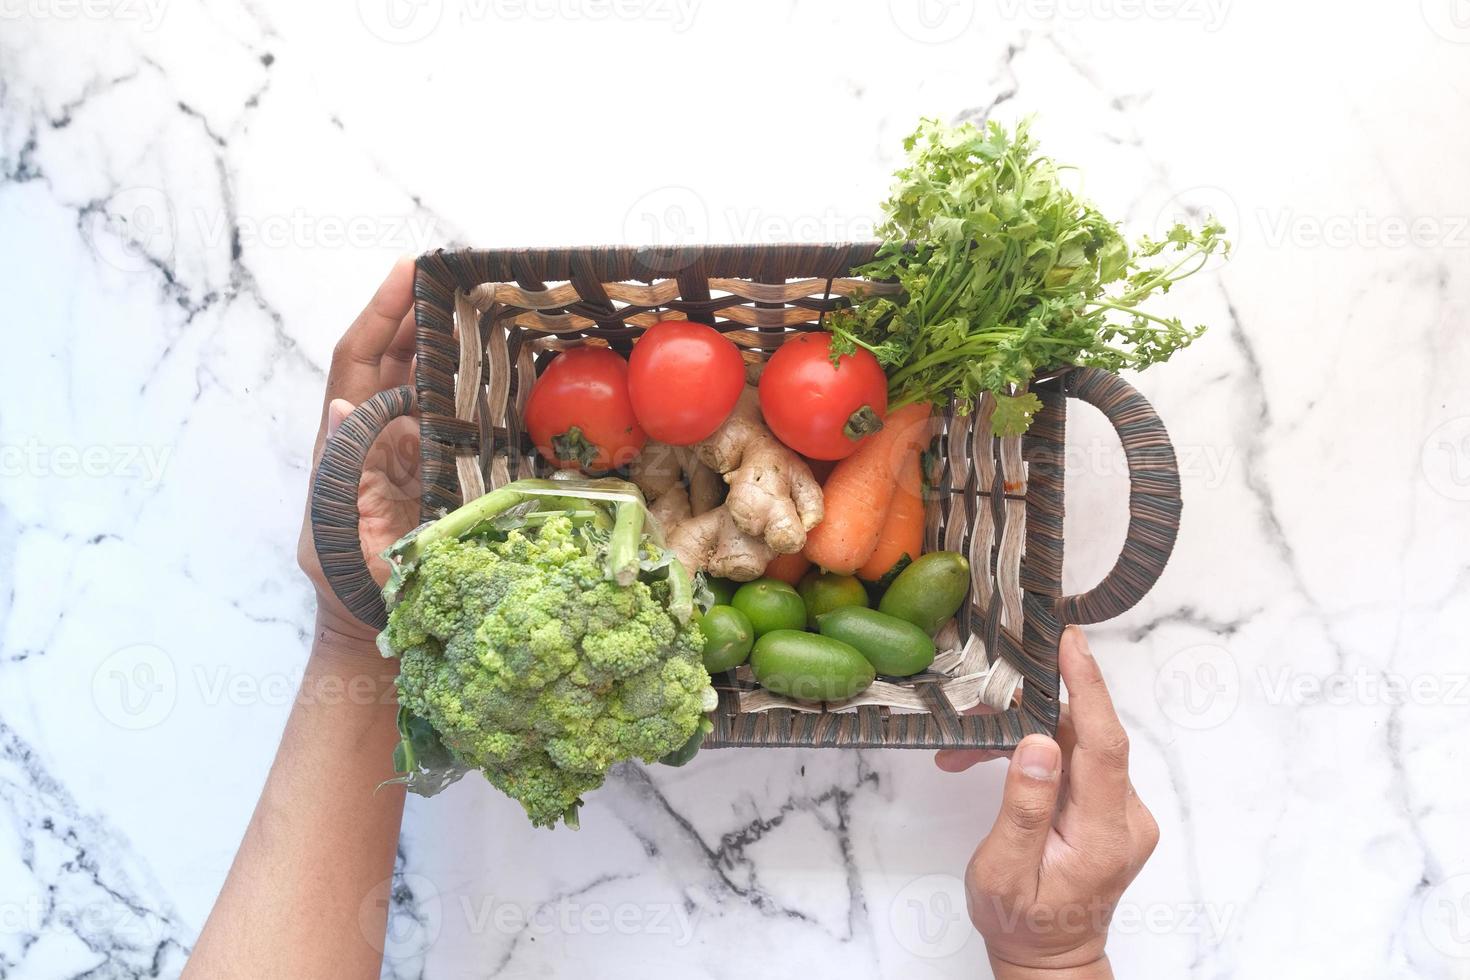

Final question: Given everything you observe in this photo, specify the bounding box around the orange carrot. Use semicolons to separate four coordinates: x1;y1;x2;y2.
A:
803;403;932;574
856;447;925;583
763;550;812;586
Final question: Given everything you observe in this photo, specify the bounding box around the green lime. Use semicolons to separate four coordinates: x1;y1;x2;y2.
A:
731;578;807;636
698;605;755;673
878;551;971;635
704;576;738;607
797;571;868;629
816;606;935;677
750;630;876;702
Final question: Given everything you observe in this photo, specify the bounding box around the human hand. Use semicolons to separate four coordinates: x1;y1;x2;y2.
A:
297;257;421;649
936;627;1159;979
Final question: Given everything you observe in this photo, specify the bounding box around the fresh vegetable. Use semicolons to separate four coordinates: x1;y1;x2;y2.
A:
657;727;708;768
828;117;1228;436
856;443;926;583
802;403;932;574
705;576;738;606
628;320;746;445
762;550;812;587
525;348;646;470
378;477;716;829
699;605;755;673
815;606;935;677
703;389;825;554
631;440;765;578
629;442;728;559
630;389;824;581
749;630;876;702
797;571;868;629
879;551;971;635
759;333;889;460
731;578;807;636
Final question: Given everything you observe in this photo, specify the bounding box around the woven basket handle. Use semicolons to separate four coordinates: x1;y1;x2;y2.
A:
309;385;415;631
1054;368;1182;625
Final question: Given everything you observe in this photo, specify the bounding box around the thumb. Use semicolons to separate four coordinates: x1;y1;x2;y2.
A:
975;735;1062;893
326;398;354;440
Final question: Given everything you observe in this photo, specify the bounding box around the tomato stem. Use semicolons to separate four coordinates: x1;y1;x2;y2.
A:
842;405;885;441
551;426;601;469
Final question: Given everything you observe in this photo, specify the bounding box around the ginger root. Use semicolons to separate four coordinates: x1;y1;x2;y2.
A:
629;441;772;580
628;387;823;581
667;508;775;582
700;388;824;555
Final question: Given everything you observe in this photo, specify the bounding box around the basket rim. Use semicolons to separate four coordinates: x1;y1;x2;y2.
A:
396;245;1180;750
414;242;888;286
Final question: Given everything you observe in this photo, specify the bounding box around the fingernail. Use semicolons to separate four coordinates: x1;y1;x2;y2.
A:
327;400;351;439
1015;738;1060;780
1066;625;1093;658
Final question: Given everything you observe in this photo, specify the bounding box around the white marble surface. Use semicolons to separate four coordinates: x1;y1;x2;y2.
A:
3;2;1469;977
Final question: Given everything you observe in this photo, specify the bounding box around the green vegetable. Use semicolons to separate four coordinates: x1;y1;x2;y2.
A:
879;551;970;635
378;477;717;829
705;576;738;607
750;630;876;702
699;605;755;673
864;553;912;603
815;606;935;677
658;715;716;768
731;578;807;636
797;571;868;629
829;117;1228;436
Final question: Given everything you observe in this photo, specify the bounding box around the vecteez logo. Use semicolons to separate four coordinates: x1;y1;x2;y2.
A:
889;0;1232;39
0;440;173;488
889;874;974;958
622;186;709;275
357;0;444;43
1153;644;1240;731
1420;874;1470;958
889;0;975;44
0;0;170;30
82;186;177;276
1422;416;1470;502
1150;184;1238;271
487;0;700;30
363;873;443;961
1422;0;1470;43
91;644;178;731
357;0;699;40
996;0;1231;30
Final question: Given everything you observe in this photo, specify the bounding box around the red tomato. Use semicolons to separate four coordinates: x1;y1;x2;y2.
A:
524;347;645;471
627;320;746;445
759;333;888;460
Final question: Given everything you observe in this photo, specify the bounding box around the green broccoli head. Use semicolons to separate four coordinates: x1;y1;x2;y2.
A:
385;513;711;828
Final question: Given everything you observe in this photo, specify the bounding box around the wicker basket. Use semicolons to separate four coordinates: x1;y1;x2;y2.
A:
310;244;1182;751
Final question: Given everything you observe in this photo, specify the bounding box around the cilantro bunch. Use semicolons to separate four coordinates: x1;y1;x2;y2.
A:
829;117;1228;436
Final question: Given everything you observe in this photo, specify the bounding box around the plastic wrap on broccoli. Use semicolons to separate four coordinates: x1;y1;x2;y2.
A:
377;477;716;829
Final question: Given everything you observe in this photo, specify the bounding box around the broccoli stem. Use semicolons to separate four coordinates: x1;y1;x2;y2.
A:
665;557;694;624
394;484;536;566
390;477;653;589
607;497;645;586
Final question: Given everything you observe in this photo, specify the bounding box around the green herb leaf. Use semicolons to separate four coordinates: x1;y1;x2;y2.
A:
834;117;1228;436
991;392;1044;437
